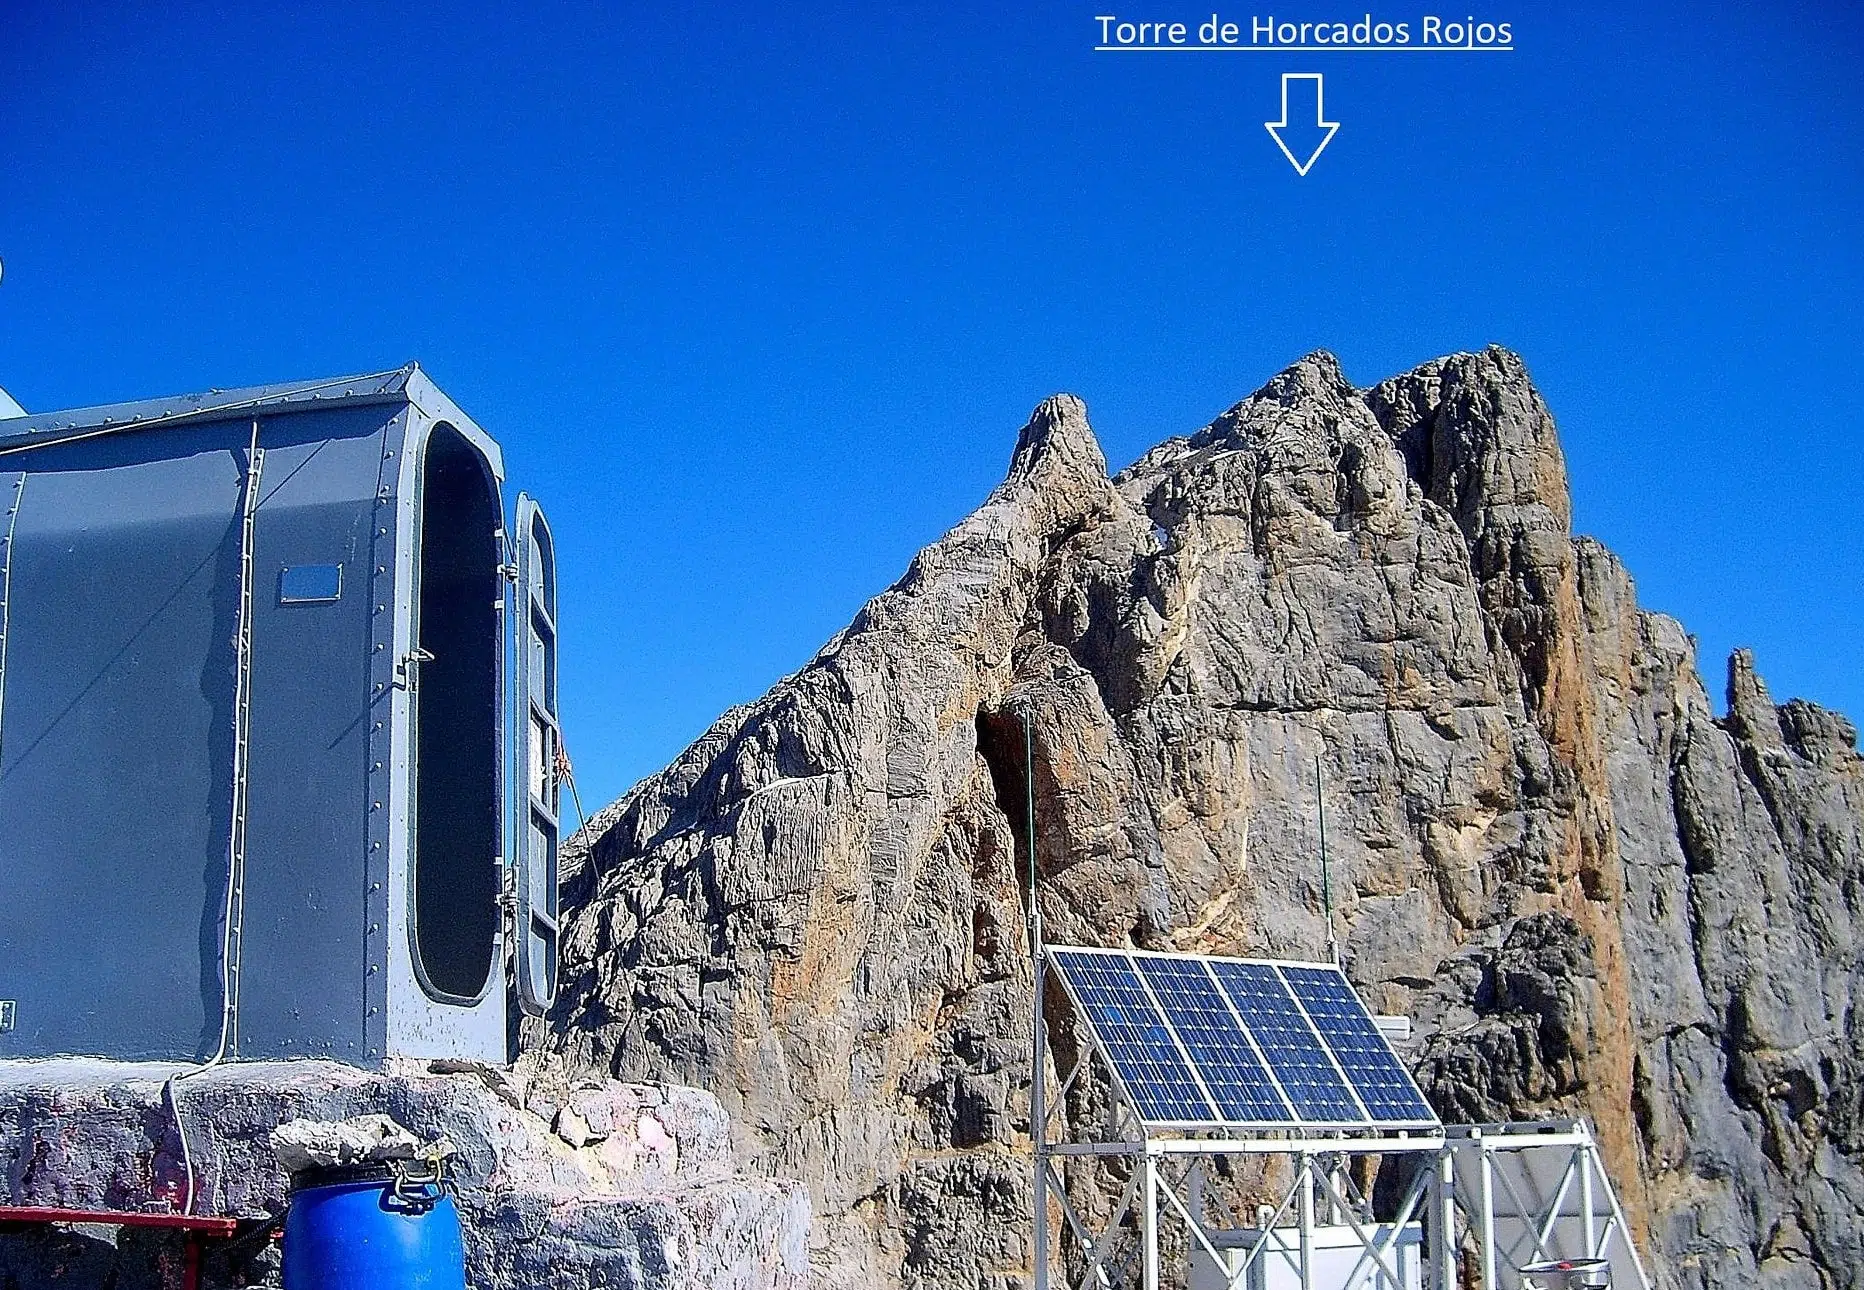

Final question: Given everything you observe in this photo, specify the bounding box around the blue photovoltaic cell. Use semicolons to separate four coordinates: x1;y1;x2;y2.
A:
1134;954;1291;1124
1051;950;1215;1124
1209;961;1365;1124
1051;947;1437;1131
1282;965;1438;1124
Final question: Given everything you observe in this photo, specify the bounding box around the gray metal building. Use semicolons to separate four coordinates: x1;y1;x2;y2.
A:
0;366;559;1067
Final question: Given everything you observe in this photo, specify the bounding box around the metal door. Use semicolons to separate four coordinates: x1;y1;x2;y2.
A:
510;494;559;1015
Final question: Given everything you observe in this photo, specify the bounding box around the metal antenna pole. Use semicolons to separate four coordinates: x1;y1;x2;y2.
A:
1318;755;1338;965
1024;707;1050;1290
1024;709;1042;956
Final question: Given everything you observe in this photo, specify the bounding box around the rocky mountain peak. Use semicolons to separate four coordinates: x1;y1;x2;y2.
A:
1232;348;1356;417
549;351;1864;1290
1727;646;1785;749
1005;392;1106;487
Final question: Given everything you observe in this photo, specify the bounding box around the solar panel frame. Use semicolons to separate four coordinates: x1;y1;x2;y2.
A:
1204;958;1370;1126
1045;947;1221;1127
1046;946;1440;1134
1124;953;1231;1125
1281;964;1440;1125
1132;953;1295;1125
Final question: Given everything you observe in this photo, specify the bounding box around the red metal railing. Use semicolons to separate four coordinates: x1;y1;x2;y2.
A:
0;1206;242;1290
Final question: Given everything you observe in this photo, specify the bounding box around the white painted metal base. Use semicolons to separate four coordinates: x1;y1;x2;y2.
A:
1031;1004;1653;1290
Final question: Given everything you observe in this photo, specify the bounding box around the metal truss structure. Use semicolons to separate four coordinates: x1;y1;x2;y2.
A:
1032;951;1653;1290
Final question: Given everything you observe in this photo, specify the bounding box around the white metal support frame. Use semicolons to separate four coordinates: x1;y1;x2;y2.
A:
1031;947;1653;1290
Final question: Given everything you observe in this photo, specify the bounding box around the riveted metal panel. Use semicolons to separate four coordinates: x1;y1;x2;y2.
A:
361;408;411;1065
235;404;397;1062
0;423;250;1059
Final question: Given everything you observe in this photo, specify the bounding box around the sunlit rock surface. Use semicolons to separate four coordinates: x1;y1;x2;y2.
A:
552;348;1863;1290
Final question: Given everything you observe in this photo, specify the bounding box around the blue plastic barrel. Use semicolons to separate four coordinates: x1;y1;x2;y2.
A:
283;1165;467;1290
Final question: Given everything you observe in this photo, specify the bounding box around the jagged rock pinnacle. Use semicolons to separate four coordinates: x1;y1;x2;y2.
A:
1005;392;1108;486
1249;349;1354;406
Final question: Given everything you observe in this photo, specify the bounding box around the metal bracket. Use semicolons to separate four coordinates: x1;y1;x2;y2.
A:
499;863;518;934
394;647;436;689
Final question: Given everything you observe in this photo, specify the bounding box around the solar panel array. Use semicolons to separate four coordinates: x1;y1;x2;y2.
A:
1048;947;1438;1130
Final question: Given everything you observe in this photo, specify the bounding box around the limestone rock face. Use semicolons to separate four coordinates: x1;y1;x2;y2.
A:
0;1059;809;1290
552;348;1864;1290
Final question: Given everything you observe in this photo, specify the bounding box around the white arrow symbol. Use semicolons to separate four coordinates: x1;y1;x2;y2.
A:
1265;72;1339;176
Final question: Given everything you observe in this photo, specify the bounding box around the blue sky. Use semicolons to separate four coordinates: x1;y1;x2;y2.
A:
2;2;1860;809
